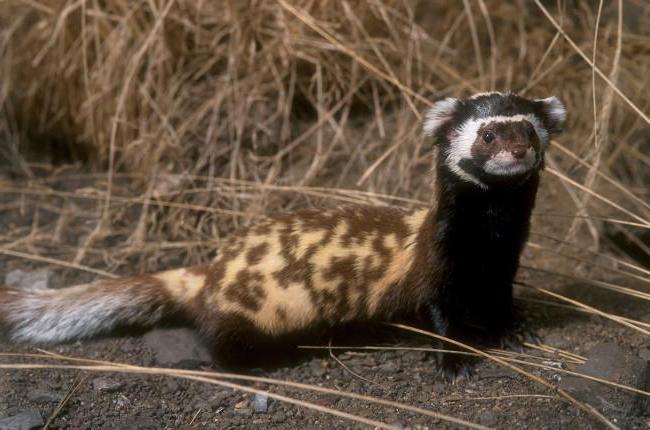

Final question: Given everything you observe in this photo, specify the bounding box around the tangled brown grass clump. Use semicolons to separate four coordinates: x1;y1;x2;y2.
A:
0;1;648;277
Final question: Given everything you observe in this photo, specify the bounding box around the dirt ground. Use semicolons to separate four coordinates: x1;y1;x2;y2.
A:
0;176;649;429
0;296;648;429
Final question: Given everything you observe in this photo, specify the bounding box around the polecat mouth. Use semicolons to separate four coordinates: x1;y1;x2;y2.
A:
456;156;537;188
483;149;537;176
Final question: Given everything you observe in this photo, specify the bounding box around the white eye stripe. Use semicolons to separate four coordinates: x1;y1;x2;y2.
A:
444;113;548;188
446;115;485;188
454;114;549;148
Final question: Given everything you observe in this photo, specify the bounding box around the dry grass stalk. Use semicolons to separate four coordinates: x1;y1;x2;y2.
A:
0;351;490;429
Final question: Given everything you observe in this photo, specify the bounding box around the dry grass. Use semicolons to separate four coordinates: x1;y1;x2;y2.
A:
0;0;649;426
1;1;649;265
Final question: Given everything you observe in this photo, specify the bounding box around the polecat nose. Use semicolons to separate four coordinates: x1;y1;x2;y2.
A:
511;145;528;159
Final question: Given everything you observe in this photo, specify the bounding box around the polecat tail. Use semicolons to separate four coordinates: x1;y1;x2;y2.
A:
0;265;208;344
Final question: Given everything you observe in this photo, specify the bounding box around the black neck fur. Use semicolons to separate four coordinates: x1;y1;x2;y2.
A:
426;161;540;338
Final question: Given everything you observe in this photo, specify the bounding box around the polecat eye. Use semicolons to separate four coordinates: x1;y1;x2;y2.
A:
526;123;536;137
483;131;495;144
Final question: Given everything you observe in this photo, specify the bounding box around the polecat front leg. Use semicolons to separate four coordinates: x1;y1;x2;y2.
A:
425;302;473;383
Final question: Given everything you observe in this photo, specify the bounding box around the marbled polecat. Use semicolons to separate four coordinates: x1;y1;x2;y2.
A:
0;92;566;378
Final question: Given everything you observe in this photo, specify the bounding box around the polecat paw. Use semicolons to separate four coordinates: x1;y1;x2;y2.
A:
435;355;473;384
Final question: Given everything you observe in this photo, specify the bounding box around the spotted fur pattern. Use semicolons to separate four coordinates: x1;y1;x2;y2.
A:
195;207;427;334
0;92;566;377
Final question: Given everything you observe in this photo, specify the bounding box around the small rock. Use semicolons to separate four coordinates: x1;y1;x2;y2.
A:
142;328;212;368
387;418;408;429
253;393;268;413
141;356;155;367
234;400;248;410
234;399;251;416
412;351;428;362
164;379;179;394
119;341;137;353
192;399;210;412
0;410;44;430
639;347;650;361
5;270;51;290
115;394;131;409
208;391;229;408
92;377;124;393
477;409;498;427
431;382;446;394
378;361;398;373
309;359;327;377
27;389;62;403
560;342;648;416
543;331;571;349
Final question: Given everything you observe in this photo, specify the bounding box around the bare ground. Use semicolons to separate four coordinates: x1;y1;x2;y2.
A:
0;179;648;429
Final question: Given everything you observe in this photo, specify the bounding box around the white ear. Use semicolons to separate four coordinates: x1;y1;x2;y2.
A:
536;96;566;131
423;97;458;137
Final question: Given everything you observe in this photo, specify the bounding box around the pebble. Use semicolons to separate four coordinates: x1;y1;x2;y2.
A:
560;342;649;416
233;400;251;416
234;400;248;409
309;359;327;377
5;269;51;290
543;331;571;349
163;379;180;394
477;409;498;427
115;394;131;409
639;347;650;361
142;328;212;368
0;410;44;430
207;391;229;409
378;361;398;373
412;351;428;362
26;389;62;403
92;377;124;393
253;393;268;413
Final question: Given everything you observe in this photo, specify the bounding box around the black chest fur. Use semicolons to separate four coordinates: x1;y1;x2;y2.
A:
431;168;539;335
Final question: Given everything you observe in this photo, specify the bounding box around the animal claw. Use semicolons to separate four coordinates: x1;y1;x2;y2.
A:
435;355;473;384
500;328;540;352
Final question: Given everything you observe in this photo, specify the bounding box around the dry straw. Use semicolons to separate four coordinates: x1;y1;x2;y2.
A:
1;1;648;257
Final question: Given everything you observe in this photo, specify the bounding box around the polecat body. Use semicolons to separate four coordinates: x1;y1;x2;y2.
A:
0;92;566;376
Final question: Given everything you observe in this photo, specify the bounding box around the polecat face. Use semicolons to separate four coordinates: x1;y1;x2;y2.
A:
423;92;566;188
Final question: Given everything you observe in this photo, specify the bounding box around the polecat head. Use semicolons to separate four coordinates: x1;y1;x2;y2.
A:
423;91;566;188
